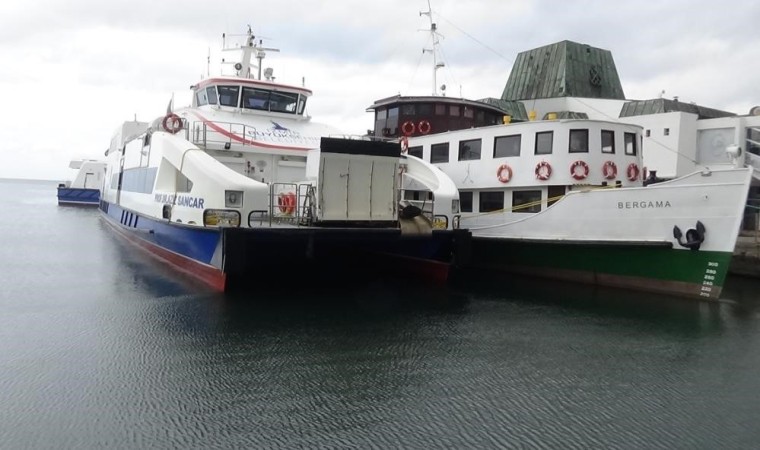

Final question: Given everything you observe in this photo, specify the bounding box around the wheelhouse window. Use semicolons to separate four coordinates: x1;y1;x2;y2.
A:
402;104;416;115
601;130;615;154
459;191;473;212
494;134;521;158
270;91;299;113
195;89;208;106
418;103;433;115
535;131;553;155
408;145;423;159
458;139;481;161
218;85;240;107
242;87;270;110
206;86;218;105
450;105;460;116
624;132;637;155
435;104;447;115
430;143;449;163
569;129;589;153
512;190;542;213
479;191;504;212
463;107;474;119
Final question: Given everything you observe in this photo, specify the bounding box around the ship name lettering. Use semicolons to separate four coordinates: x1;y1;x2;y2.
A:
617;200;672;209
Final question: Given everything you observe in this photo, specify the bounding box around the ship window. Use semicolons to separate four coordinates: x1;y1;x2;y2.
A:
195;89;208;106
218;85;240;107
645;129;651;137
450;105;460;116
270;91;299;113
476;110;485;124
206;86;218;105
535;131;553;155
435;104;447;115
388;107;399;117
418;103;433;115
430;143;449;163
242;87;270;110
601;130;615;154
463;107;474;119
402;104;416;115
624;132;637;155
569;129;589;153
458;139;481;161
376;108;387;120
547;186;565;207
494;134;521;158
512;190;541;213
408;145;423;158
664;128;670;136
459;191;473;213
297;95;307;114
479;191;504;212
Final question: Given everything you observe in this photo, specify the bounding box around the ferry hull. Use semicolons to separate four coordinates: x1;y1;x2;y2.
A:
468;237;730;300
57;187;100;206
100;201;469;292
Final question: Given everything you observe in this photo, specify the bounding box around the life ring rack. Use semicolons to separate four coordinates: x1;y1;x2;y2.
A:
496;163;513;183
570;160;589;181
535;161;552;180
626;163;640;181
162;113;183;134
401;121;415;136
602;161;617;180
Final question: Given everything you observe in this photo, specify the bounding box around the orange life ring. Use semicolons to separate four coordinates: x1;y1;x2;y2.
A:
277;192;296;215
401;121;415;136
626;163;640;181
496;164;512;183
162;113;182;134
535;161;552;180
400;136;409;153
602;161;617;180
570;160;589;181
418;120;432;135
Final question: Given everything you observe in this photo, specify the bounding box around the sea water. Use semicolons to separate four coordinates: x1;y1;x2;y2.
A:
1;178;760;449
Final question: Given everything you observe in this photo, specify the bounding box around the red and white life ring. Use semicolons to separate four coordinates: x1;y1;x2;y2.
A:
496;163;513;183
535;161;552;180
401;121;415;136
570;160;589;181
162;113;183;134
400;136;409;153
626;163;640;181
602;161;617;180
278;192;296;215
418;120;432;135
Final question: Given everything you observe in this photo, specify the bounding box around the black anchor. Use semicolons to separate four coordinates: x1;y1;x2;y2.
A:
673;221;706;250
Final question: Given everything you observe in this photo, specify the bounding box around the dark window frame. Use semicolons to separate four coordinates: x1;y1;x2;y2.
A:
512;190;542;213
459;191;473;213
408;145;423;159
535;131;554;155
569;129;589;153
624;132;637;156
494;134;521;158
479;191;505;213
601;130;615;154
458;139;482;161
430;142;449;163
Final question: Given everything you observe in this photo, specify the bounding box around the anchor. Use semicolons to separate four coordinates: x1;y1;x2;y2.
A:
673;221;706;250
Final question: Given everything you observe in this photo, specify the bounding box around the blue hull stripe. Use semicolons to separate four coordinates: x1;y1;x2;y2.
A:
58;188;100;205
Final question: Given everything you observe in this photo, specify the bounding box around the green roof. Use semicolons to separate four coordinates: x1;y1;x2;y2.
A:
477;97;529;121
501;40;625;101
619;98;735;119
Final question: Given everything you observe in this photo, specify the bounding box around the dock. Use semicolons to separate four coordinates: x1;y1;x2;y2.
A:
730;232;760;277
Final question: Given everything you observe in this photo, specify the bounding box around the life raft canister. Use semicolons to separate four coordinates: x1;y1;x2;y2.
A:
496;163;513;183
570;160;589;181
535;161;552;180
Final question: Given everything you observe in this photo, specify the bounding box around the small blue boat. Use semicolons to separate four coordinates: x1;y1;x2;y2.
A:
57;159;106;206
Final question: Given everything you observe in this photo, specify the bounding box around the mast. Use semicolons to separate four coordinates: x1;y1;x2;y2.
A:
223;25;280;80
420;0;444;96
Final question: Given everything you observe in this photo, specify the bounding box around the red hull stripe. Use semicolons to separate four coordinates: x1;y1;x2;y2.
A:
189;111;312;151
102;216;226;291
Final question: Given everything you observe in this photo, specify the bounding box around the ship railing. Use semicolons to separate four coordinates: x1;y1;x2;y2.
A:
186;120;258;150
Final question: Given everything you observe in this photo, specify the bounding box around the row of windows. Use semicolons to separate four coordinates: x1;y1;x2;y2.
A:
458;187;565;214
376;103;502;122
196;85;307;114
407;130;638;163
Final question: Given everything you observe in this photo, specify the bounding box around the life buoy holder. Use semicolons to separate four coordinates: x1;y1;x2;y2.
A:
400;136;409;153
570;160;589;181
401;121;415;136
602;161;617;180
162;113;183;134
535;161;552;181
496;163;513;183
418;120;432;135
626;163;640;181
277;192;296;215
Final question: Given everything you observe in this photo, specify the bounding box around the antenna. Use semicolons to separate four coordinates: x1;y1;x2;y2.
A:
420;0;444;96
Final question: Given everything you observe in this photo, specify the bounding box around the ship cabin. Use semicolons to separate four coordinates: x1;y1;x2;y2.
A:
191;77;312;116
368;95;645;224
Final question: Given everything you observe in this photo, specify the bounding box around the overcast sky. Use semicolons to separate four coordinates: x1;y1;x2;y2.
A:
2;0;759;181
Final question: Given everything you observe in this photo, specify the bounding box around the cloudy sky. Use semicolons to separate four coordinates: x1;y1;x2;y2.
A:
1;0;759;181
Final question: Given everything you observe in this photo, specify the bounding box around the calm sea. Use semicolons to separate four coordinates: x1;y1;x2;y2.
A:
2;178;760;449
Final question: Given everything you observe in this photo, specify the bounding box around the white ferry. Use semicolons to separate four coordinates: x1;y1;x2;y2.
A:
365;16;755;300
57;159;107;206
100;27;468;291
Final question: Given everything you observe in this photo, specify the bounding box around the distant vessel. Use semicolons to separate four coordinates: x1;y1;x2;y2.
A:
57;159;106;206
100;27;469;291
365;11;754;300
